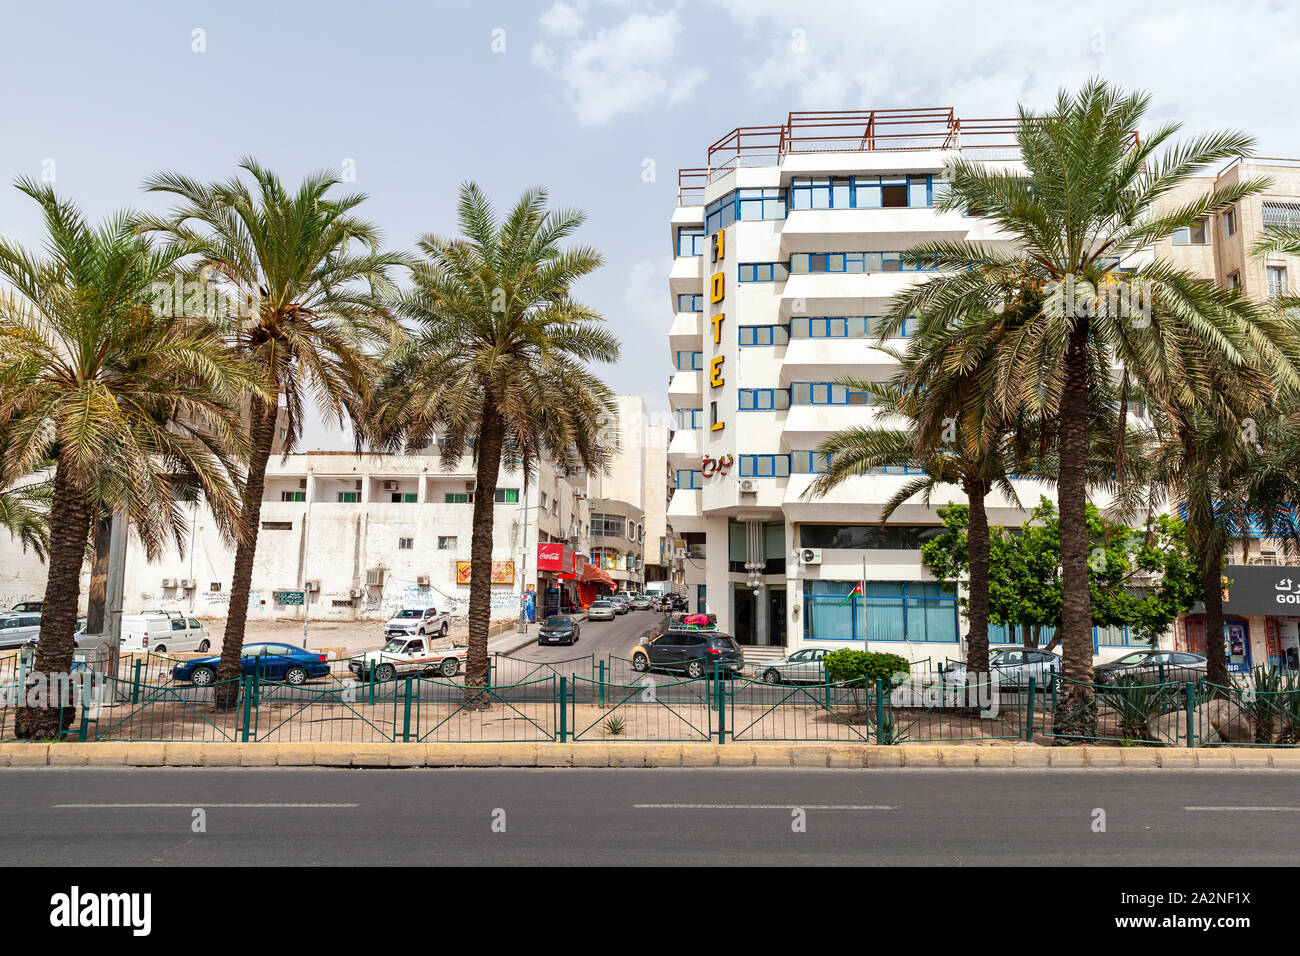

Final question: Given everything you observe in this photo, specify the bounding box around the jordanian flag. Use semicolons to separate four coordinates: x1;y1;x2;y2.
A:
837;582;864;607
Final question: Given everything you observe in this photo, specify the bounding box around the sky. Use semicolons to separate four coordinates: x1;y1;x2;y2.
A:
2;0;1299;448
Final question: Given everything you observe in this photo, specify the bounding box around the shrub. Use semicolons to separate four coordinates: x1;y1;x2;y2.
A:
822;649;911;687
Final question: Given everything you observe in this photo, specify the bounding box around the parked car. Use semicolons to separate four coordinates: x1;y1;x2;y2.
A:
10;601;41;613
538;615;580;646
384;606;450;638
630;594;652;610
349;636;465;681
630;629;744;679
610;596;630;615
587;600;616;622
761;647;828;684
173;643;331;686
0;612;42;650
1094;650;1206;685
942;648;1061;688
119;611;211;654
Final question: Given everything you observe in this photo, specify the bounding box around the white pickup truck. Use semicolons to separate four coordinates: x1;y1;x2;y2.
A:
348;635;466;681
383;606;450;639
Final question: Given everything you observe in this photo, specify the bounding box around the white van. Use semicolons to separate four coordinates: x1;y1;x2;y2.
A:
0;612;41;650
119;611;211;654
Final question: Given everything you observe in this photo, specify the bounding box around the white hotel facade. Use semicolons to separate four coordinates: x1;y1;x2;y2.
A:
664;109;1150;664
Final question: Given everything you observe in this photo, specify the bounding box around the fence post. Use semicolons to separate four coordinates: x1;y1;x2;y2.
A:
874;679;887;744
716;664;727;744
240;676;252;743
131;658;142;705
559;676;567;743
368;660;375;705
402;676;413;742
1185;681;1197;747
1025;677;1036;742
599;659;606;708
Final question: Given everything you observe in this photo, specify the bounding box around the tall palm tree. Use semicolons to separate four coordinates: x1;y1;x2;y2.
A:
0;181;254;738
884;79;1300;734
139;159;403;705
0;446;50;559
369;184;619;698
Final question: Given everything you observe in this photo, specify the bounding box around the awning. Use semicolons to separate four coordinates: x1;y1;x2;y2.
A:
579;563;616;589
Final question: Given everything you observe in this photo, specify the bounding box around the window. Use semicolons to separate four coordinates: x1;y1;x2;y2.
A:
800;525;945;549
738;324;789;346
676;470;703;490
675;351;704;371
676;293;703;313
789;315;912;338
438;536;457;550
444;492;471;503
494;488;520;503
261;521;292;530
789;252;934;275
1264;201;1300;229
591;513;627;537
1171;219;1209;245
391;492;417;503
675;408;703;429
737;388;791;411
540;492;549;509
738;454;791;478
1221;207;1237;238
676;226;706;257
280;491;305;502
791;451;834;473
737;262;789;282
790;382;872;405
804;580;957;643
1267;265;1289;299
398;537;414;550
789;174;933;210
337;491;360;503
1227;271;1241;290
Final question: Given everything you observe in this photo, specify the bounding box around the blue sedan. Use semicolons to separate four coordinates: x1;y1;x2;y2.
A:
172;643;331;686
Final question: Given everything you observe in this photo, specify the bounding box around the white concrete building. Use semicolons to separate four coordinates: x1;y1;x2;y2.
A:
665;109;1149;662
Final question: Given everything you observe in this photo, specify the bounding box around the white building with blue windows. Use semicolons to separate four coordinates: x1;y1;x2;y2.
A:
665;108;1153;664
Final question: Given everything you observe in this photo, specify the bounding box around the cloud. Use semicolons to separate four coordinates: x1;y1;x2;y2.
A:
530;4;707;126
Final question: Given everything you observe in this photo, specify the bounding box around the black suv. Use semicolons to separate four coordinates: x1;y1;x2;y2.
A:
631;630;744;679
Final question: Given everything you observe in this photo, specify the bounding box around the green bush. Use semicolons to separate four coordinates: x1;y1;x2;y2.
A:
822;649;911;687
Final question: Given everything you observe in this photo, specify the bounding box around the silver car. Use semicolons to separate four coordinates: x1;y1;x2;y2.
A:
760;647;828;684
631;594;652;610
943;648;1060;688
587;600;616;622
0;612;41;650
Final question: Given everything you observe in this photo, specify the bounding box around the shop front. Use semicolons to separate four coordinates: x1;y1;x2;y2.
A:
1176;564;1297;673
536;542;578;616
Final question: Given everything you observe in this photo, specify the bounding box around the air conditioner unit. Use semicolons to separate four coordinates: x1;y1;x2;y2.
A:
304;580;321;592
739;479;758;494
160;578;175;588
354;479;362;491
366;568;386;588
383;481;395;490
348;588;364;599
801;548;822;566
465;481;476;492
178;579;195;589
416;575;431;587
298;478;307;489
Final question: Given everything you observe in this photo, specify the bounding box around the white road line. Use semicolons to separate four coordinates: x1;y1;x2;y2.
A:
53;803;359;809
634;803;895;810
1185;806;1300;812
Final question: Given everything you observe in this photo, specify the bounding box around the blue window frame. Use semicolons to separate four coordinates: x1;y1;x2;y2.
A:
676;293;703;313
738;324;790;346
675;469;703;490
705;188;787;233
676;408;703;429
790;175;934;210
675;351;703;371
738;388;791;411
790;382;872;406
738;262;790;282
676;227;706;257
738;454;791;478
792;451;835;473
804;580;957;643
789;315;915;338
789;252;936;275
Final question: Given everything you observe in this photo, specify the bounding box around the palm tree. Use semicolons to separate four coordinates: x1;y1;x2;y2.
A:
139;159;404;705
369;184;619;698
0;181;254;738
0;449;50;559
883;79;1300;735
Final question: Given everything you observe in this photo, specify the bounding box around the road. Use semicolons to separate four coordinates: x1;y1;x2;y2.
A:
4;768;1300;866
514;606;662;662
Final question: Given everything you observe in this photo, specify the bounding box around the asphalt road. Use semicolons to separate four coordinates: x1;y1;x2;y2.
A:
5;768;1300;866
519;606;663;662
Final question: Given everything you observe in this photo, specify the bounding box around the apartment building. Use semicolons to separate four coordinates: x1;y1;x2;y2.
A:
664;108;1174;663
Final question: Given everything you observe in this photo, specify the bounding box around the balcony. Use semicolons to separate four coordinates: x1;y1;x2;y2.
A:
779;337;903;384
668;370;703;406
779;271;926;317
668;311;703;353
669;255;703;298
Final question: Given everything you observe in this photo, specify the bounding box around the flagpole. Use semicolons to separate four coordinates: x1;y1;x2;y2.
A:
861;557;867;647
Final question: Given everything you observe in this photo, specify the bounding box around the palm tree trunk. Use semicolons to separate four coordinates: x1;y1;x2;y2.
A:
85;515;112;634
1201;556;1229;686
963;478;991;676
214;399;276;709
1054;319;1096;740
464;410;506;703
15;458;92;739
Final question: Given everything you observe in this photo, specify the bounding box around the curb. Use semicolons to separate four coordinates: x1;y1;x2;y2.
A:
5;742;1300;769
